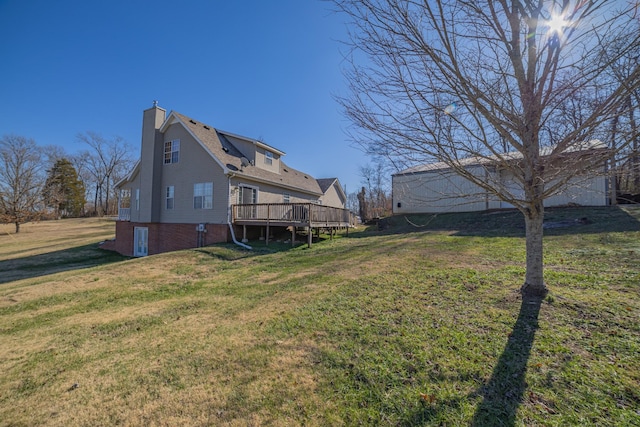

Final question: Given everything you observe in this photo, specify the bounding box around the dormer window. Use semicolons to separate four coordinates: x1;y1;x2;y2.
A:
164;140;180;164
265;150;273;165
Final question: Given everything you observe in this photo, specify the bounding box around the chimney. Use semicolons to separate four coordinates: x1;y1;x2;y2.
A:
138;102;166;223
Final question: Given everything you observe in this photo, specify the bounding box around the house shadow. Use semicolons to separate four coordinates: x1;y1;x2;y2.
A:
0;243;127;285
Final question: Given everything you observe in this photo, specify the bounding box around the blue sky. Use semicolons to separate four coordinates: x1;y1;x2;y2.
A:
0;0;368;194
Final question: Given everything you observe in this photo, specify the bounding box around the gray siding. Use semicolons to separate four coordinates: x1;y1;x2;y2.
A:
319;182;346;208
230;177;319;205
159;124;229;224
125;168;143;223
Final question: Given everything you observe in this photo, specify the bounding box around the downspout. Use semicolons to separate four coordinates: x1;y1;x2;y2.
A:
227;174;252;250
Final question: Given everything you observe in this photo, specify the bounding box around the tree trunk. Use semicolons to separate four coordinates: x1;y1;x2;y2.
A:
521;205;547;297
15;222;20;234
105;180;110;215
94;183;100;216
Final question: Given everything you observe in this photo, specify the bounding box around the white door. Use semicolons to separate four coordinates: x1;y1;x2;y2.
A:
239;185;257;204
134;227;148;257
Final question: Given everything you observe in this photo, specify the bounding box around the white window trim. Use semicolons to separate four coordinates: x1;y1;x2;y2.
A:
238;184;259;204
194;182;213;209
166;185;174;210
164;139;180;164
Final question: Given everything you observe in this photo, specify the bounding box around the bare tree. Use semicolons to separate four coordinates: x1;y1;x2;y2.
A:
600;26;640;199
77;132;134;216
333;0;640;296
0;135;45;233
360;162;391;219
346;190;360;216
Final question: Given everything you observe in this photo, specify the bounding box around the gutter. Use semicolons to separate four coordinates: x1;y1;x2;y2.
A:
227;173;252;250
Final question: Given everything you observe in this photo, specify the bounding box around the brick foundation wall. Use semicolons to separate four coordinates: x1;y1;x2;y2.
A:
103;221;229;256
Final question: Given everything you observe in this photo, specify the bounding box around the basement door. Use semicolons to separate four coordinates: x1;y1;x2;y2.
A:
134;227;148;257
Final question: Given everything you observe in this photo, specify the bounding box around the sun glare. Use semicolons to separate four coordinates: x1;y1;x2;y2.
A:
547;13;568;34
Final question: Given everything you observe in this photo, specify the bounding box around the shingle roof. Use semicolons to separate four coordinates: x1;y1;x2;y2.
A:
316;178;338;193
172;111;323;196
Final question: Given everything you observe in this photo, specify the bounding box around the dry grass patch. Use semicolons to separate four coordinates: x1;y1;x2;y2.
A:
0;218;115;260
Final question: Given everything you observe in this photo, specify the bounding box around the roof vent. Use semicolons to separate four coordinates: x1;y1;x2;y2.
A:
222;147;229;153
283;168;288;172
204;125;210;130
190;119;196;124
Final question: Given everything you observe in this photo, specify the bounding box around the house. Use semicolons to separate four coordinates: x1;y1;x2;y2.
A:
317;178;347;208
392;142;612;214
105;103;351;256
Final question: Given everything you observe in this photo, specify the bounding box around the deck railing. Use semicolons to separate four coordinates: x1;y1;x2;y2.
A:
232;203;354;227
118;208;131;221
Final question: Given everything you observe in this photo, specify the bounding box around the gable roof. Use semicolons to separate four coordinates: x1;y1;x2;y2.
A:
115;160;140;188
316;178;337;193
317;177;347;196
166;111;323;196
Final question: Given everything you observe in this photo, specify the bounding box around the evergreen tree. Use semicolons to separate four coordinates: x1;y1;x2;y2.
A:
43;158;85;218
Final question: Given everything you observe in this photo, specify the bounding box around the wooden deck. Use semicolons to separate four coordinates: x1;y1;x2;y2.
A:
231;203;355;246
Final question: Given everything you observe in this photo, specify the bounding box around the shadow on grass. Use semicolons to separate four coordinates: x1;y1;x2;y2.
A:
368;206;640;238
0;243;128;285
399;295;543;426
201;232;345;258
470;294;543;426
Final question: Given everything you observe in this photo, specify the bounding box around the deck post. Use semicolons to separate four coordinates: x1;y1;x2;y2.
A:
266;205;270;245
291;227;295;247
242;225;248;243
308;226;312;248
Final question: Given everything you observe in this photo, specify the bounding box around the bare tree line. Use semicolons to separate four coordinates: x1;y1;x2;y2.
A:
0;132;134;232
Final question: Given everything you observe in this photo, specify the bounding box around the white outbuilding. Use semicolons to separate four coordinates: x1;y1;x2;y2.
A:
392;142;612;214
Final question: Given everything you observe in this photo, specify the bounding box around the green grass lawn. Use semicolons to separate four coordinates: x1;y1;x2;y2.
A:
0;208;639;426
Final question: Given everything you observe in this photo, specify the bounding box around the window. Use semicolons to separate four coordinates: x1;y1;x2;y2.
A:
119;189;131;208
265;150;273;165
283;193;290;203
164;139;180;164
194;182;213;209
166;186;174;209
135;189;140;210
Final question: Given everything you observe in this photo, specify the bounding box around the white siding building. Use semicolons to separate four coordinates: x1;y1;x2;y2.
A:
392;146;611;214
